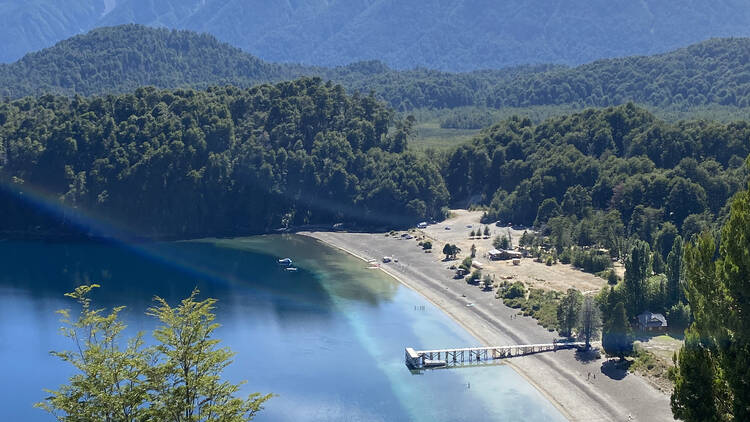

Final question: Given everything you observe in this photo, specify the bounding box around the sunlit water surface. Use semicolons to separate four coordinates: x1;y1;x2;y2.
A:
0;235;565;421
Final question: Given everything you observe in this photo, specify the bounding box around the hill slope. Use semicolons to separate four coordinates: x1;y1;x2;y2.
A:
4;0;750;71
0;25;307;98
4;26;750;113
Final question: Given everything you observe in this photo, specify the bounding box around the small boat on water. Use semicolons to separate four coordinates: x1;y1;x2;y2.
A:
285;267;298;272
423;359;447;368
278;258;293;266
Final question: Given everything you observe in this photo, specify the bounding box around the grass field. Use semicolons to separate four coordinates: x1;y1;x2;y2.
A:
410;121;480;151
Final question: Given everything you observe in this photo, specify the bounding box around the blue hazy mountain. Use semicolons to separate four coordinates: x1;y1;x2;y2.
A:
3;0;750;70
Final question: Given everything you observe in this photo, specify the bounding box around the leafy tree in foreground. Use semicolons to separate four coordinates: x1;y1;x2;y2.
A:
35;284;149;421
671;172;750;421
37;285;272;421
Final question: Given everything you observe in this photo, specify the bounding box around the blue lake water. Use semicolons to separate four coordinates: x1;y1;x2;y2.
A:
0;235;565;421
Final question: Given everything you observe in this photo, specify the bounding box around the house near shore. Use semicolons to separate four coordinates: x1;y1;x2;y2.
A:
488;248;523;261
637;311;668;332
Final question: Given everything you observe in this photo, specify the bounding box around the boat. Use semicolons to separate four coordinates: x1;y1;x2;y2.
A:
285;267;298;272
423;359;447;368
278;258;293;266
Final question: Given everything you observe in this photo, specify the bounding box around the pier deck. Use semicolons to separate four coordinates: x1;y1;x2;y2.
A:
405;341;586;369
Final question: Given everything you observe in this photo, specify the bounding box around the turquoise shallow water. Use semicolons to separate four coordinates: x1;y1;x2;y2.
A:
0;235;565;421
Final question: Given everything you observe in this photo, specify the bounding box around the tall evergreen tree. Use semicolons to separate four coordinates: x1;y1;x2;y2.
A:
665;235;684;306
602;302;634;360
672;171;750;421
624;240;651;316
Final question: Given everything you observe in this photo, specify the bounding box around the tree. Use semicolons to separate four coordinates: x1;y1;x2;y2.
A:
37;285;272;421
483;226;490;237
577;296;602;349
422;241;432;250
601;302;633;360
557;288;583;337
607;270;619;285
470;244;476;258
665;235;684;306
443;243;454;259
535;198;561;226
147;289;272;420
671;176;750;421
460;256;473;271
624;240;651;316
36;284;150;421
493;235;510;250
671;327;722;421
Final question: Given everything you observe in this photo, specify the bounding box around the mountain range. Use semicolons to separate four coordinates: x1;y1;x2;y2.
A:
3;25;750;113
4;0;750;71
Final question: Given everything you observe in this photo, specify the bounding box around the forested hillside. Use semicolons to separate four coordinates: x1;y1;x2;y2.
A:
4;0;750;71
444;104;749;252
5;26;750;113
0;78;449;238
0;25;308;98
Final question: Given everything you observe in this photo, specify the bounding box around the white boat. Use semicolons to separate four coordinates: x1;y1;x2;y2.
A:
423;359;447;368
285;267;298;272
278;258;293;266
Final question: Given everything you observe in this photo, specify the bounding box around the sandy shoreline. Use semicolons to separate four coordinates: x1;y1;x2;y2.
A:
303;231;673;422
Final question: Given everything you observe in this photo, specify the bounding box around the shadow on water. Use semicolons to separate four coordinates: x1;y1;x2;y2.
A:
601;358;632;380
0;238;340;325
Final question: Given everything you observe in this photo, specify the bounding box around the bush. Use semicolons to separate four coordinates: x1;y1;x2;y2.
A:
607;270;619;285
546;256;554;266
503;281;526;299
572;248;611;273
559;248;572;264
422;241;432;250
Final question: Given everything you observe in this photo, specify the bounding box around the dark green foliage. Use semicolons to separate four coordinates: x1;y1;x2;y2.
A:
422;241;432;250
665;235;685;306
534;198;562;227
572;248;611;274
473;105;748;239
443;244;460;260
502;282;526;300
602;302;634;360
625;240;652;316
672;175;750;420
9;26;750;115
557;288;583;337
0;25;305;98
607;270;619;286
0;79;449;238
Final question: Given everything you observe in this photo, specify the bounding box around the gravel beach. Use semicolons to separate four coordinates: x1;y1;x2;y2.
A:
304;231;674;422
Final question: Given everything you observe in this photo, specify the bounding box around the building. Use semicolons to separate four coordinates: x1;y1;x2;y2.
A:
488;249;523;261
637;311;668;332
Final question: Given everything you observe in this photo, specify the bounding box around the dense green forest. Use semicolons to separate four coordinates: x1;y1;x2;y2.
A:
4;0;750;71
0;78;449;238
444;104;749;250
6;26;750;114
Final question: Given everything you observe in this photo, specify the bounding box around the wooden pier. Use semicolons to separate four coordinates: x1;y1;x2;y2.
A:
405;341;586;369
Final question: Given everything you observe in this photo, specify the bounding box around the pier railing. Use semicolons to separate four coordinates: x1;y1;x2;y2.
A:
405;341;586;369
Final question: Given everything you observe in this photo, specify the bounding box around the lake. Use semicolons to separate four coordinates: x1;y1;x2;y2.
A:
0;235;565;421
